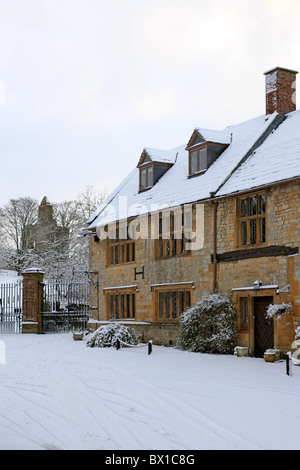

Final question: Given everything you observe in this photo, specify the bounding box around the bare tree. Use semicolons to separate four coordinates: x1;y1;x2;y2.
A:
0;197;38;273
75;184;108;221
51;184;108;278
0;186;108;278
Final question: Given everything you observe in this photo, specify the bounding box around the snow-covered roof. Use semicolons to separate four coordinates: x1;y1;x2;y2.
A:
192;127;232;146
139;147;177;165
88;110;300;228
216;109;300;196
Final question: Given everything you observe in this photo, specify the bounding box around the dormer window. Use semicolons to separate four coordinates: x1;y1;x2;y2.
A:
137;148;176;192
189;144;207;175
186;127;231;177
140;164;153;191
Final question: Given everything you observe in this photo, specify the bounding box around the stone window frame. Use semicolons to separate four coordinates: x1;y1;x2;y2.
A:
151;282;193;322
139;163;154;191
154;207;193;260
104;286;137;320
188;143;207;176
236;191;267;248
107;223;136;266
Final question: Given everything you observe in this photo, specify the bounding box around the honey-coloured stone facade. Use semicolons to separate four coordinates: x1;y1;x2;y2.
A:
88;179;300;353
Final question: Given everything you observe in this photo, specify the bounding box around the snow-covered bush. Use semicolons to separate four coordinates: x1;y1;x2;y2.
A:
265;302;293;321
177;292;237;354
295;326;300;340
86;323;138;348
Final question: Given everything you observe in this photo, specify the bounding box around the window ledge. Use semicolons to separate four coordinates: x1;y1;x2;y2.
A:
188;170;206;179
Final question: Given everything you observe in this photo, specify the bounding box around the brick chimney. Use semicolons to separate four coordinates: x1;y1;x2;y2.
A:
264;67;298;115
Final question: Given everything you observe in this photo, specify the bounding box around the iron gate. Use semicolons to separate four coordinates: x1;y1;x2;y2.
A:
0;281;23;334
41;279;89;333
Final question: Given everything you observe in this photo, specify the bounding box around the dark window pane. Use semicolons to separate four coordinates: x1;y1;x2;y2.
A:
179;291;185;314
242;299;249;324
190;151;198;173
126;243;130;262
250;196;257;216
199;148;206;171
159;216;163;235
172;291;178;318
260;217;266;243
242;221;247;245
184;211;192;230
166;292;170;318
172;234;177;256
186;291;191;309
159;292;164;318
115;295;119;318
121;295;125;318
111;246;114;264
159;238;164;257
241;199;248;217
250;219;257;244
141;169;147;189
132;294;135;318
110;295;114;319
166;238;170;257
260;194;266;214
147;166;153;187
126;294;130;318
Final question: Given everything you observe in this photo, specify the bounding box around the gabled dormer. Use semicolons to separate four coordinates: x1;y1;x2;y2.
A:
186;128;231;177
137;148;176;192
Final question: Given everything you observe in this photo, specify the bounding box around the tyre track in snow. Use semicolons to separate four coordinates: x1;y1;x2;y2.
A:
27;347;187;449
89;365;260;450
63;351;259;450
1;344;116;449
3;343;258;449
3;336;298;449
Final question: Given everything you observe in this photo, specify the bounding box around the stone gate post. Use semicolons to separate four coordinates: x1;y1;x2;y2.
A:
22;268;45;334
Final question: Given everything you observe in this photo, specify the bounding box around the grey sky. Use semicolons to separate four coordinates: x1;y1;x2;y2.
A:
0;0;299;206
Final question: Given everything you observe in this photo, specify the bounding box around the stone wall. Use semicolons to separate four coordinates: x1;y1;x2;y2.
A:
89;180;299;352
216;180;300;353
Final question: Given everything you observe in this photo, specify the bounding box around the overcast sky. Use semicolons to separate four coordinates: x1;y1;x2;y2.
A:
0;0;299;207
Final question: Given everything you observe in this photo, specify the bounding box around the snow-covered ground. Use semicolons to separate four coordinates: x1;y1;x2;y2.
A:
0;332;299;450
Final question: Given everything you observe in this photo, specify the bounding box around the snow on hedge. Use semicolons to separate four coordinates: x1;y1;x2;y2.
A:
86;322;138;348
177;292;237;354
265;302;294;321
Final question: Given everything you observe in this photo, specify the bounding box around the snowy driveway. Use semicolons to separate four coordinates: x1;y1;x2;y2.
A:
0;333;299;450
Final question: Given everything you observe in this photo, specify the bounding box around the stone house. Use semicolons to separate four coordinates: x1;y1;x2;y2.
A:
86;67;300;356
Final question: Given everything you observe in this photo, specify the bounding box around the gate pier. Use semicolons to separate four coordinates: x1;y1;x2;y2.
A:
22;269;44;334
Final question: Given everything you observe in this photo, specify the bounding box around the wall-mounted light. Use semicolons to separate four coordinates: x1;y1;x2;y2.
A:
79;229;94;236
79;230;99;242
253;280;262;294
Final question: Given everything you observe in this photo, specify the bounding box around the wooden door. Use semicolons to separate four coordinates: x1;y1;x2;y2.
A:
254;296;274;357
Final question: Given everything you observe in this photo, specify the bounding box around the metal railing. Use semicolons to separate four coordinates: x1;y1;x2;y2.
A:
0;281;23;334
41;279;89;333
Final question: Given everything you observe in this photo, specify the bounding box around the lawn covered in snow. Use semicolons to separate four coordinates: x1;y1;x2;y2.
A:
0;332;299;450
